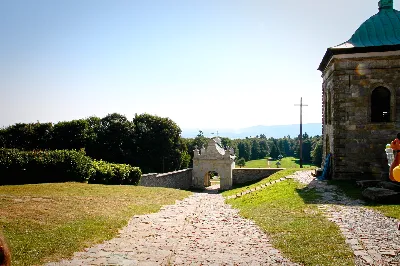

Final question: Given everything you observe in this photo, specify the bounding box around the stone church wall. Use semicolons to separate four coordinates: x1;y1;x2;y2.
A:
322;54;400;179
232;168;283;184
139;169;192;189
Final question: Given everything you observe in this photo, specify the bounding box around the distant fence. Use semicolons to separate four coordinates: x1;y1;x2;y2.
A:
232;168;284;184
139;169;192;190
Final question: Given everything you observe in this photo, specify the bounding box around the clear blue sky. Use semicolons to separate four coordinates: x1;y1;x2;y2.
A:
0;0;392;130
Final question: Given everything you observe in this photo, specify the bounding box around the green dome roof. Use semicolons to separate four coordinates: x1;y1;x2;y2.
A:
318;1;400;71
337;1;400;48
349;8;400;47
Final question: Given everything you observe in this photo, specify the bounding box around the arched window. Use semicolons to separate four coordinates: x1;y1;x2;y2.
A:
371;87;391;123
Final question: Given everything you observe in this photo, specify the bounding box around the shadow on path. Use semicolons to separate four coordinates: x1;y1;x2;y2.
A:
201;184;220;194
296;176;400;209
291;171;400;265
295;178;366;207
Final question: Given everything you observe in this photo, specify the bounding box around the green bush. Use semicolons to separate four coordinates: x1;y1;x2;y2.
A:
0;148;141;186
0;148;93;185
88;160;141;185
237;157;246;168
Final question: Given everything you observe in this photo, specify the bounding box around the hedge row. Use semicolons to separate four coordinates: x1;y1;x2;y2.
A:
89;160;141;185
0;148;141;185
0;113;185;174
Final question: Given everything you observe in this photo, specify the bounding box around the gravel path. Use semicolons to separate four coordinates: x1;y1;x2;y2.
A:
47;185;298;266
291;171;400;266
46;171;400;265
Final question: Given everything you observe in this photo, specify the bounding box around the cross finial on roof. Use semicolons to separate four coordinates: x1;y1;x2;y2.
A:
379;0;393;10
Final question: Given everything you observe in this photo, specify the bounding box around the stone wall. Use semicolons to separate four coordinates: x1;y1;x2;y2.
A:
321;52;400;180
139;169;192;189
232;168;284;184
139;168;284;189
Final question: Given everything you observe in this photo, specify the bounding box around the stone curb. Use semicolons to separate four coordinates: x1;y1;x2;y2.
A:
226;176;290;199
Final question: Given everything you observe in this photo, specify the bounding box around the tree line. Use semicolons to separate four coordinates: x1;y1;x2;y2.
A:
183;131;323;167
0;113;187;174
0;114;323;174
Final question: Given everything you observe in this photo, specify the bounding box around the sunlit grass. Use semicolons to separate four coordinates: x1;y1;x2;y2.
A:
0;183;191;266
226;177;354;265
238;157;315;169
239;158;269;168
222;168;313;197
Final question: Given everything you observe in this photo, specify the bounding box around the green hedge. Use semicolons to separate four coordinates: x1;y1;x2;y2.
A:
0;148;93;184
0;148;141;185
88;160;141;185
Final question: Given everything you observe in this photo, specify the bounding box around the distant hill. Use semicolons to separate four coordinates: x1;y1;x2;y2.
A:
181;123;322;139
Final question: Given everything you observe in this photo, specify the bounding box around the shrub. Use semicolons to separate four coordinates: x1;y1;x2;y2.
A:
88;160;141;185
237;158;246;168
0;148;93;185
0;148;141;186
179;150;191;170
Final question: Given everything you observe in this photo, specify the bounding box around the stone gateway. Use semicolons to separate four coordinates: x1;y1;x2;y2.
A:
192;138;236;190
139;138;282;190
318;0;400;180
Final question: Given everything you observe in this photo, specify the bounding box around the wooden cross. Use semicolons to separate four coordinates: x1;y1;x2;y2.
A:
294;97;308;168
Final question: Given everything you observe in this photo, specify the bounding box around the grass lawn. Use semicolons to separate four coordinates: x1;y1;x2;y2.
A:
238;157;315;169
225;172;354;266
240;158;270;168
0;183;191;266
329;180;400;220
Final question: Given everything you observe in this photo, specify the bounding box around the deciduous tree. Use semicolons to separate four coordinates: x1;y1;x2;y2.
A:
251;139;260;160
133;113;182;173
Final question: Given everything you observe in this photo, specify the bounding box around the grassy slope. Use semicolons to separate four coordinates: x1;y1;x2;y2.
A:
226;175;354;266
0;183;191;266
222;168;301;197
239;157;314;169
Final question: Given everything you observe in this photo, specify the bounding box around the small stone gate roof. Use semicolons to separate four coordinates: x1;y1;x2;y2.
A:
318;0;400;71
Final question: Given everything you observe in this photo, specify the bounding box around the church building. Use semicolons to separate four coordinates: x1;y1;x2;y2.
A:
318;0;400;179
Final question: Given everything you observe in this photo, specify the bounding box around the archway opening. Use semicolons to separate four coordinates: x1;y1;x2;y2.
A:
204;171;220;188
210;171;220;187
